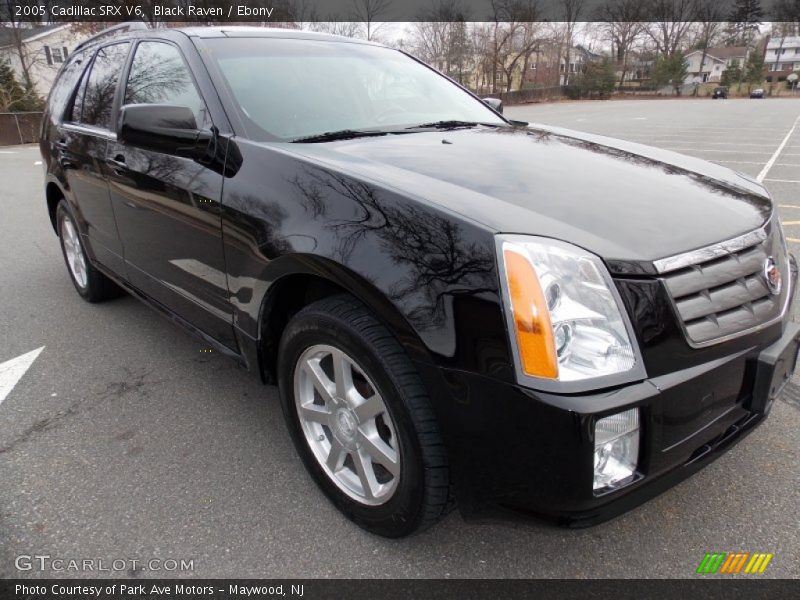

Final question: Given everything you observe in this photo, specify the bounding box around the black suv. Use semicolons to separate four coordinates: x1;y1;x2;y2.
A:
41;26;799;537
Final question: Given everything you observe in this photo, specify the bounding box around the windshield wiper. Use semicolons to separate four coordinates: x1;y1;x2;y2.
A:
290;129;389;143
405;120;500;131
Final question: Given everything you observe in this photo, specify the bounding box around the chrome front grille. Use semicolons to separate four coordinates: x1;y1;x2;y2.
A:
655;223;789;346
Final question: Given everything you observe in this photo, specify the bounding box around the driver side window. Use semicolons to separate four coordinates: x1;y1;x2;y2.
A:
124;41;208;128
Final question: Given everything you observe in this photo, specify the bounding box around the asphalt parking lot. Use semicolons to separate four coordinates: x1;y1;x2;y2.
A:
1;99;799;579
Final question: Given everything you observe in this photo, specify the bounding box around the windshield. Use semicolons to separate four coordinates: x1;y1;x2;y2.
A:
200;37;505;141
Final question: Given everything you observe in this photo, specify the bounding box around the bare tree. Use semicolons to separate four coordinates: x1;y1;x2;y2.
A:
486;0;542;92
351;0;392;41
560;0;586;85
646;0;699;56
597;0;646;87
690;0;724;93
406;0;472;82
0;3;50;98
307;21;363;38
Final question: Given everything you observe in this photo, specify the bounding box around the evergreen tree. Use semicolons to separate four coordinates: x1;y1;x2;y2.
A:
726;0;765;46
745;48;766;88
0;58;26;112
721;59;743;86
446;19;471;85
652;53;689;95
573;59;617;98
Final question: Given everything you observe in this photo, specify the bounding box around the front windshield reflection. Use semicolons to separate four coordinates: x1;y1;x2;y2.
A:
202;37;505;141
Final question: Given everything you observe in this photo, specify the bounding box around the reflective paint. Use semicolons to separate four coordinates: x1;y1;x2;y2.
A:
0;347;45;406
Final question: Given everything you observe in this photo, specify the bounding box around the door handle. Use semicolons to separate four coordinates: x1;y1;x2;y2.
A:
107;154;126;168
56;140;74;168
107;154;127;175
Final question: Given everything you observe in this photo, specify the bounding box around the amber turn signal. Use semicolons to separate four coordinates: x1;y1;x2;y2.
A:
503;249;558;379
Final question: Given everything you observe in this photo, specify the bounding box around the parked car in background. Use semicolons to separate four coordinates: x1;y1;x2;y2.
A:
41;26;800;537
750;88;765;98
712;86;729;99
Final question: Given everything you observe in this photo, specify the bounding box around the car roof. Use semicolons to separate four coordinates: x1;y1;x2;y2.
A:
76;24;384;52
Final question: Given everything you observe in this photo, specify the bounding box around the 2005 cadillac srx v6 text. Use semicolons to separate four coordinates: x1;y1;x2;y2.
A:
40;25;800;537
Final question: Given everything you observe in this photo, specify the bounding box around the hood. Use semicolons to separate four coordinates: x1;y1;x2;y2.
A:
279;125;773;274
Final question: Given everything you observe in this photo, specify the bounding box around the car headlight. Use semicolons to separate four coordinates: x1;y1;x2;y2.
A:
498;235;638;384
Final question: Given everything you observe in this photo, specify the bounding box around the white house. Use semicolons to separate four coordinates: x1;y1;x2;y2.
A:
764;36;800;80
683;47;749;84
0;24;90;99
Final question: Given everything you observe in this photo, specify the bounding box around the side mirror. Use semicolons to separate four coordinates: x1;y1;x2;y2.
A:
117;104;211;159
482;97;503;114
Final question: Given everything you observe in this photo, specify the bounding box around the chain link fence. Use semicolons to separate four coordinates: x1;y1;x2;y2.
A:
0;112;43;146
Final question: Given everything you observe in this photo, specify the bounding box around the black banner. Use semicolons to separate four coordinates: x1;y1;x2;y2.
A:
1;0;798;23
1;579;799;600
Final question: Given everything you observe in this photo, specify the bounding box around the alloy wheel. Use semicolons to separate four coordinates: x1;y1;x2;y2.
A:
293;344;401;505
61;217;88;289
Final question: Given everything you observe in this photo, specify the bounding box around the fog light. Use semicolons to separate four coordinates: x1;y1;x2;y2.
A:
593;408;639;492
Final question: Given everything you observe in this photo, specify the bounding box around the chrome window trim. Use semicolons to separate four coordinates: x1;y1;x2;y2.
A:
653;224;768;275
62;122;117;141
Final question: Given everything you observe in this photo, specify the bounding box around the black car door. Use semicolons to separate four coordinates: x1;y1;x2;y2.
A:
59;42;130;276
105;40;236;350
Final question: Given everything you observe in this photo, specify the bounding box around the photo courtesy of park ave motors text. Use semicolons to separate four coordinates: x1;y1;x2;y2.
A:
1;0;800;585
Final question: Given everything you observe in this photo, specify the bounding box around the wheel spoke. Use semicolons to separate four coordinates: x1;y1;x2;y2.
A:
360;431;399;476
352;394;383;422
352;447;378;500
299;403;330;424
303;360;335;405
331;348;354;401
326;437;346;472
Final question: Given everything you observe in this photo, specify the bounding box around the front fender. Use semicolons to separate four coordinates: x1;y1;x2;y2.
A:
220;139;516;384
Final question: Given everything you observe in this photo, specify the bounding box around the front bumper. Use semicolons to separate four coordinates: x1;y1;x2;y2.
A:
415;320;800;527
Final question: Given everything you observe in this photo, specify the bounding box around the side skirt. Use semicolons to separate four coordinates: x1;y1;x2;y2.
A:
92;261;253;372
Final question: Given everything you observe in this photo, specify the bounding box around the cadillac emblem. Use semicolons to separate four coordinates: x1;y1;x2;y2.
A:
763;257;782;296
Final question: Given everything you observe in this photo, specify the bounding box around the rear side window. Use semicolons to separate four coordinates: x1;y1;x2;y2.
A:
80;42;130;130
46;49;90;123
124;41;207;127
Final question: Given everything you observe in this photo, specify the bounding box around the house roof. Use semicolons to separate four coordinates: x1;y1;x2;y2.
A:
0;24;66;48
767;36;800;49
685;50;725;63
706;46;748;60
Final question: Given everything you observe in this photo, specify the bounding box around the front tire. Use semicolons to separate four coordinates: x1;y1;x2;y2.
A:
277;295;451;537
56;200;121;302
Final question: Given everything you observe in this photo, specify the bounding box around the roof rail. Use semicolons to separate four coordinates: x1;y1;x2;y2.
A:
74;22;150;51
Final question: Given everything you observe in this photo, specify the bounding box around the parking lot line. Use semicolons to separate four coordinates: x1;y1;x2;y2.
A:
659;148;774;154
781;220;800;225
635;141;784;147
770;181;800;184
757;115;800;182
626;124;789;132
786;237;800;244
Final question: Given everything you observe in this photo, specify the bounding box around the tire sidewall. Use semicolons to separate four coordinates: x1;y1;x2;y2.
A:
278;311;427;537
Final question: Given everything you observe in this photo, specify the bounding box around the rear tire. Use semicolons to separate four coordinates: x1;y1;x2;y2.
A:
277;295;451;537
56;200;122;303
